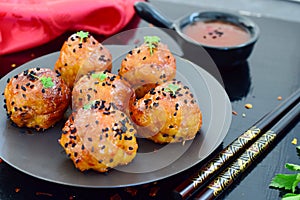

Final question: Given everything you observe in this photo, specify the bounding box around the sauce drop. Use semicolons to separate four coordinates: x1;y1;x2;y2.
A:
182;20;251;47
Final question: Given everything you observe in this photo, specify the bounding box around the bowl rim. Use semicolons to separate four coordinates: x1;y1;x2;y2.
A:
174;10;260;50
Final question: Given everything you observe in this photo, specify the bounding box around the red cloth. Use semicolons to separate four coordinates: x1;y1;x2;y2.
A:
0;0;139;55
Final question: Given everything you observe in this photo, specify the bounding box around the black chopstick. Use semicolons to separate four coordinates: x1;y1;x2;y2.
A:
172;88;300;200
194;100;300;200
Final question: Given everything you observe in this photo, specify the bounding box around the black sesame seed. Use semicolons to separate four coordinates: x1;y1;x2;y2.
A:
129;128;134;132
87;94;91;101
21;86;26;91
110;158;114;163
103;111;110;115
41;88;45;93
129;147;134;150
22;94;26;98
88;137;93;142
71;128;77;134
124;136;133;140
23;70;28;76
153;102;159;107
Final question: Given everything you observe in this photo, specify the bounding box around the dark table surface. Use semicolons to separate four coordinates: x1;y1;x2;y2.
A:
0;1;300;200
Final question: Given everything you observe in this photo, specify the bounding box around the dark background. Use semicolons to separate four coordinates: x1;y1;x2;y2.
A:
0;1;299;199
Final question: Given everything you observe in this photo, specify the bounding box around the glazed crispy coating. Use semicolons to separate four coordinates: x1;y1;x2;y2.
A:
130;80;202;143
4;68;71;131
59;101;138;172
54;33;112;89
72;71;135;114
119;42;176;98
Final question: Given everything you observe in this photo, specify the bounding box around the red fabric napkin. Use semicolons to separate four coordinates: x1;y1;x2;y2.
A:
0;0;140;55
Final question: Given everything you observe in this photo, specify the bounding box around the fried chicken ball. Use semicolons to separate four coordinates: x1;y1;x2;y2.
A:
54;31;112;89
130;80;202;143
3;68;71;131
72;71;135;114
119;37;176;98
59;100;138;172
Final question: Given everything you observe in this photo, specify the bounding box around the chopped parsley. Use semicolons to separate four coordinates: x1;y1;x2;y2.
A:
31;74;54;89
269;147;300;199
76;31;89;43
91;72;108;81
165;83;179;96
40;77;54;88
144;36;160;55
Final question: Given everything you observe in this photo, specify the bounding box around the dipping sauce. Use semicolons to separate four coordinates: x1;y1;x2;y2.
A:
182;20;251;47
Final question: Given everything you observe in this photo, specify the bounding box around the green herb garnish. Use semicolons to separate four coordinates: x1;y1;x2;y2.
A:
31;74;54;89
286;163;300;172
76;31;89;43
270;172;300;193
144;36;160;55
282;193;300;200
83;102;93;110
269;147;300;199
165;83;180;96
40;76;54;88
91;72;108;81
83;100;100;110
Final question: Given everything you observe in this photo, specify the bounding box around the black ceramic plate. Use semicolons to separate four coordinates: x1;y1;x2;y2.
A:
0;45;231;188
